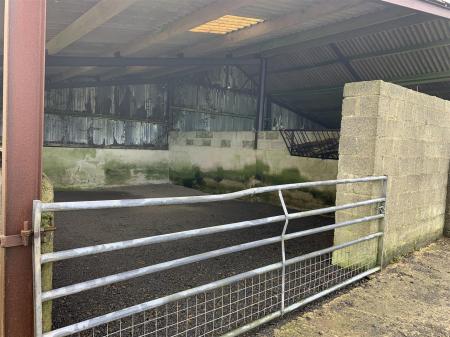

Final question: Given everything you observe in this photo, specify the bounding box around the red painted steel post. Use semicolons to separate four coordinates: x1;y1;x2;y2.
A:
2;0;47;336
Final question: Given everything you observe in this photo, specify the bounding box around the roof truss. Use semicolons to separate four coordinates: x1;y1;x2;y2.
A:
46;0;140;54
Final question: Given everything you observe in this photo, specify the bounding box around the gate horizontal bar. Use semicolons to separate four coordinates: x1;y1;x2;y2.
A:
287;198;384;221
42;233;382;337
283;214;383;241
285;232;382;266
41;198;384;264
40;176;387;212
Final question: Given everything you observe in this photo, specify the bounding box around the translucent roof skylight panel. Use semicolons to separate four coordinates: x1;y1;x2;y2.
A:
190;15;264;34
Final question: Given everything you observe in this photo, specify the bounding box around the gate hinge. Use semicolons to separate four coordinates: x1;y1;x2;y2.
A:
0;221;32;248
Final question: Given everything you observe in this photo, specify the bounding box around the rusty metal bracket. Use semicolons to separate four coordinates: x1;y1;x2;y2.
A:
0;221;32;248
0;222;56;248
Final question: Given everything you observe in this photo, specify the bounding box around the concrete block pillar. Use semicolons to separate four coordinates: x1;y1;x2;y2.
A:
332;82;383;268
334;81;450;266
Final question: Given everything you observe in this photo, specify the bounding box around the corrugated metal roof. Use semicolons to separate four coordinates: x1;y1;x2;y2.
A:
235;0;320;19
46;0;100;41
352;45;450;79
227;1;388;49
61;0;216;56
45;0;391;59
336;19;450;55
268;63;354;91
267;45;337;71
261;15;450;127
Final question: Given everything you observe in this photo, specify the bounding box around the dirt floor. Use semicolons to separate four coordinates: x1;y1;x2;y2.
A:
253;238;450;337
52;184;334;329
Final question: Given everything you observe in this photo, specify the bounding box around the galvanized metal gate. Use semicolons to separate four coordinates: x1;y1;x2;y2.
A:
33;176;387;337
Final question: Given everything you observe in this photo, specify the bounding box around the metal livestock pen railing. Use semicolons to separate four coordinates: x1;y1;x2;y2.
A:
33;176;387;337
279;129;340;160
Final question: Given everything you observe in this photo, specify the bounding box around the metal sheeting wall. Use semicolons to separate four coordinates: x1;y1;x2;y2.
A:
172;84;256;131
270;102;317;130
44;84;168;148
171;66;319;132
44;115;165;148
42;67;320;148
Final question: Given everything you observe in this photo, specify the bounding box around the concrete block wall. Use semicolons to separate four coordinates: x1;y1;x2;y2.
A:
335;81;450;264
169;131;257;173
169;130;338;208
44;131;338;196
169;131;338;181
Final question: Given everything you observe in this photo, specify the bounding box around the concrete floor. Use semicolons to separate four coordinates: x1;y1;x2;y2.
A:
265;238;450;337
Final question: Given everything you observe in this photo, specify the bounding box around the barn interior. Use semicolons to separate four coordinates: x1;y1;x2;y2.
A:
1;0;450;336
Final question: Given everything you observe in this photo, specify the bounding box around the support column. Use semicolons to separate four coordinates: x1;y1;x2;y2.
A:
255;58;267;148
256;58;267;132
1;1;47;336
265;97;272;130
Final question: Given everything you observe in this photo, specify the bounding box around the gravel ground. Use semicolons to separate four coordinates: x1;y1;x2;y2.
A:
51;184;334;330
255;238;450;337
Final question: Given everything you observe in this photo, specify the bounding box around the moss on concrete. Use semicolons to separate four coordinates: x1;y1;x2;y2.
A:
104;161;170;186
49;162;169;190
142;163;169;180
104;161;133;185
170;162;335;209
44;148;96;180
44;147;170;189
262;167;306;185
170;165;204;188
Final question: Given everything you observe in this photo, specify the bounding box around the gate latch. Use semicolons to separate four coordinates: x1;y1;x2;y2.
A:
378;203;385;215
0;221;32;248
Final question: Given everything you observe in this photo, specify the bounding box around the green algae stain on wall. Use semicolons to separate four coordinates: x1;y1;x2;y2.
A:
44;147;170;189
169;161;336;209
104;161;170;185
169;165;204;188
43;147;99;188
104;161;133;185
142;163;169;180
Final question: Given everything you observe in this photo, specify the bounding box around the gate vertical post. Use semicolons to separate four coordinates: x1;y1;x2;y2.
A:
1;0;47;336
377;178;388;269
278;190;289;314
